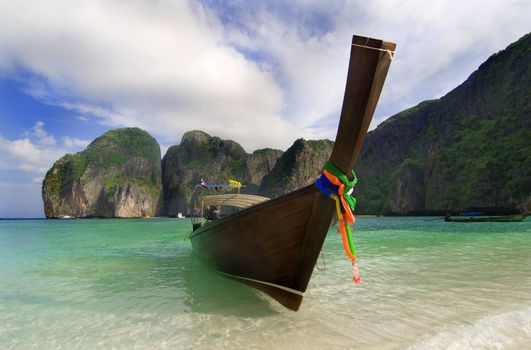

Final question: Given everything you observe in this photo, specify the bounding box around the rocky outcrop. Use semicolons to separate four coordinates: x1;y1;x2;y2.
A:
42;128;162;218
161;131;283;216
161;134;331;215
385;161;425;215
161;133;334;215
259;139;333;198
246;148;284;191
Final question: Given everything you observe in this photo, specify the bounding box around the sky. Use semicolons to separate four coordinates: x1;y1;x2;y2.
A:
0;0;530;217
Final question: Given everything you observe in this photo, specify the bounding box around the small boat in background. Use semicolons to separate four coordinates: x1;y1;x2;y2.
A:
188;35;396;311
445;214;527;222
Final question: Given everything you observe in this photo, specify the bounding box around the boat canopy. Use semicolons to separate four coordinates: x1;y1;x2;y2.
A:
201;194;270;210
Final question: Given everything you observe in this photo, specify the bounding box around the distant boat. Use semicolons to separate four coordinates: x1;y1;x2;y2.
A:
445;214;527;222
177;212;185;219
57;215;74;219
188;35;395;311
459;211;484;216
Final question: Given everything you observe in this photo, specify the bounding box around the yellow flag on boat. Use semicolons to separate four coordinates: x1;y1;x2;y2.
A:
228;179;242;188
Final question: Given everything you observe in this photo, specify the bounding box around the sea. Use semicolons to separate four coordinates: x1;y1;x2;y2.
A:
1;217;530;350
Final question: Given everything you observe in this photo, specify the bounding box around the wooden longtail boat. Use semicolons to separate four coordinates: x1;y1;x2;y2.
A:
189;35;396;311
445;214;527;222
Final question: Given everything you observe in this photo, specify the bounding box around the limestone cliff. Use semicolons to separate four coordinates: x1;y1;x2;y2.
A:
161;131;282;216
42;128;163;218
355;33;531;214
259;139;333;198
385;161;426;215
245;148;284;192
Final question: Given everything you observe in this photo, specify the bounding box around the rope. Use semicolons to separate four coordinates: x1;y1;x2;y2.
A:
352;43;394;60
316;161;361;283
316;251;327;271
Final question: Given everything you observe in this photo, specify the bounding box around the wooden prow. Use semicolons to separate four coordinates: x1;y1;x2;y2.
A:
189;35;396;311
332;36;396;174
292;35;395;293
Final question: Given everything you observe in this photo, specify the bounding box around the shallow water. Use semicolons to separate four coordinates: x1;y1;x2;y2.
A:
1;217;530;349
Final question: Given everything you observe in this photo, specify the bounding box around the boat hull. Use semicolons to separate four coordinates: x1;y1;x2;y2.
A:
190;185;334;310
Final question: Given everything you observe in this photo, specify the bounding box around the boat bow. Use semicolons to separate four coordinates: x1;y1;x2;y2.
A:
189;35;396;311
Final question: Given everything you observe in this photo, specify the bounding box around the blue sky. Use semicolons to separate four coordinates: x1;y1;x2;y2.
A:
0;0;530;217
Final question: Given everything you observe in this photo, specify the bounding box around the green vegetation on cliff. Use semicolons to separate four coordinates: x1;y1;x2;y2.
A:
42;153;88;214
355;33;531;214
161;131;283;216
84;128;161;170
42;127;163;218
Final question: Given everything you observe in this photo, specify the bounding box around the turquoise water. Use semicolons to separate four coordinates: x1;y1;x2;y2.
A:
1;217;530;349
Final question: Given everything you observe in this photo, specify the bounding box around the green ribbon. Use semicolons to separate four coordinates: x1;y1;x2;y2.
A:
346;224;357;257
324;161;358;212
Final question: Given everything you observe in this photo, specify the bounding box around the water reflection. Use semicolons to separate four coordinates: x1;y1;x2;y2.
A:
182;255;279;317
25;231;279;317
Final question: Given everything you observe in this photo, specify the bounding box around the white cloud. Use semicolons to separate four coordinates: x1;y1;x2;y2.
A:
0;122;86;174
218;0;531;134
349;0;531;122
0;0;529;152
0;135;59;173
63;136;90;149
22;121;56;146
0;0;295;151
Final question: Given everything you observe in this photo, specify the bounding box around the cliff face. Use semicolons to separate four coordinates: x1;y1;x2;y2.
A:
161;131;282;216
161;135;331;214
386;161;426;214
246;148;284;191
355;33;531;214
259;139;333;198
42;128;163;218
161;134;332;215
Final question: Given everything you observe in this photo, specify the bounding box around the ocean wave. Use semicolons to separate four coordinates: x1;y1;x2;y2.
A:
408;307;531;350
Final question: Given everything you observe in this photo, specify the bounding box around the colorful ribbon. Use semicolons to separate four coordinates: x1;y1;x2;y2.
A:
316;161;361;283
